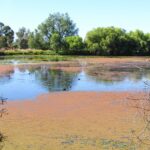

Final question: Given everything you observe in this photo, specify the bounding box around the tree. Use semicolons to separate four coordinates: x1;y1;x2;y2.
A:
0;23;4;36
128;30;148;55
0;37;7;49
16;27;30;49
3;26;14;47
0;22;14;49
145;33;150;55
65;36;84;50
38;12;78;50
85;27;128;55
50;33;61;50
28;30;46;49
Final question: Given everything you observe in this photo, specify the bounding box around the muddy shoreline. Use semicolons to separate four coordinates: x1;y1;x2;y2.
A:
1;92;143;150
0;57;149;149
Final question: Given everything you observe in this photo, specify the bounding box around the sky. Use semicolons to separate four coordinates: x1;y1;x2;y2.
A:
1;0;150;38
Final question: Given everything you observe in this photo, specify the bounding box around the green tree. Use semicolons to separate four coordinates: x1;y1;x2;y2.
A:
3;26;14;47
28;30;46;49
0;23;4;36
16;27;30;49
0;22;14;48
38;12;78;50
85;27;131;55
145;33;150;55
128;30;148;55
0;37;7;48
65;36;83;50
50;33;61;51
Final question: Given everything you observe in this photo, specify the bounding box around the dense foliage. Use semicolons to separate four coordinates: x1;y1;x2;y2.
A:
0;22;14;49
1;12;150;56
28;12;79;50
16;27;30;49
85;27;150;56
65;36;84;51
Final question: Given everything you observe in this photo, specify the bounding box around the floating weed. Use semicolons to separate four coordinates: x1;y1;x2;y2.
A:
60;135;136;149
100;139;136;150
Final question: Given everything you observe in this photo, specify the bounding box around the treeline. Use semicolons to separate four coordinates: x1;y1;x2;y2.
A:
1;12;150;56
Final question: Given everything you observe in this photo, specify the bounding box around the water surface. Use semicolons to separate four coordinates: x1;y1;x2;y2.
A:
0;64;150;100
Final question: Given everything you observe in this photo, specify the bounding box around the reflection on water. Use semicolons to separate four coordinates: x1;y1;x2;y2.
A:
0;65;150;100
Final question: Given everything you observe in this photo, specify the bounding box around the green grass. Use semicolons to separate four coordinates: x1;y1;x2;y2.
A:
1;49;150;58
0;49;57;56
0;55;75;64
0;49;78;63
1;49;150;64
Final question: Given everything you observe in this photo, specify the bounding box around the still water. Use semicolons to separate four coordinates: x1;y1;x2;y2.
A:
0;65;149;100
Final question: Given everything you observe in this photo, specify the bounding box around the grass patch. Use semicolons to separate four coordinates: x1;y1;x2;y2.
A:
0;55;75;64
0;49;57;56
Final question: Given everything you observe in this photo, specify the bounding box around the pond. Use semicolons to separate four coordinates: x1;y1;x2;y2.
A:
0;64;150;100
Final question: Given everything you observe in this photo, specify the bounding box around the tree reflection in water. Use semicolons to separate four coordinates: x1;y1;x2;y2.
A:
19;65;78;92
0;64;150;100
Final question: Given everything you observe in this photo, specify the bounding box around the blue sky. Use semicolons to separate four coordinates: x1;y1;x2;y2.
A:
1;0;150;38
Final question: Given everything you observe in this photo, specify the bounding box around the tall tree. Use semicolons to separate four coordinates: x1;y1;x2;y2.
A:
0;22;14;48
38;12;78;50
16;27;30;49
28;30;46;49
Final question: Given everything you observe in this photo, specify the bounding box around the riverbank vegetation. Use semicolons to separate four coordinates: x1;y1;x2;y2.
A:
1;12;150;56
